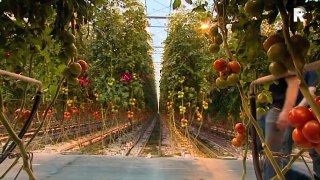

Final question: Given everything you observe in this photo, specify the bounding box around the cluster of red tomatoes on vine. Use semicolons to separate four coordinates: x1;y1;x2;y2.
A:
14;108;31;126
231;123;247;147
289;97;320;154
213;58;241;89
92;111;102;121
127;111;134;119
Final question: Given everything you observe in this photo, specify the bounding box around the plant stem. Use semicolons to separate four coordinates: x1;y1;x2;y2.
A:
270;149;306;180
241;130;249;180
0;93;37;180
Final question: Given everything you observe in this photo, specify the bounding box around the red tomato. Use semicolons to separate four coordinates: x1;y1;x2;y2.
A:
42;109;52;117
64;111;71;119
213;58;228;72
292;128;314;149
71;107;78;114
235;123;246;134
231;138;243;147
302;120;320;143
236;132;246;142
22;110;31;120
288;106;314;127
4;51;13;57
227;61;241;74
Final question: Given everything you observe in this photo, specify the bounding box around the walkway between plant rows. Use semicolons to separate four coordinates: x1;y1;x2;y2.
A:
0;153;312;180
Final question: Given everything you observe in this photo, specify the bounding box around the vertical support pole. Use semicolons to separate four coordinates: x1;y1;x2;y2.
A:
249;84;263;180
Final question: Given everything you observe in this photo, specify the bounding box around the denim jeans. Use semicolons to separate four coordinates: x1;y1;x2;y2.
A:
257;114;266;152
264;107;285;180
310;149;320;178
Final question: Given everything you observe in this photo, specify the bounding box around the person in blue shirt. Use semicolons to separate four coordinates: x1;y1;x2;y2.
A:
264;71;319;180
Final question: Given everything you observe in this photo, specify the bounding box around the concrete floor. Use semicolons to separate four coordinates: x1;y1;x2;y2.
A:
0;153;313;180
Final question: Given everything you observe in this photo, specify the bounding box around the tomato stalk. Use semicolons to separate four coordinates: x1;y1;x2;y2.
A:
270;149;306;180
276;1;320;123
241;129;250;180
0;92;37;180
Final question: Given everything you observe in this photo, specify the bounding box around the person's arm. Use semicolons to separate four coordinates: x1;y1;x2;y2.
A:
277;76;299;129
297;71;318;107
297;86;316;107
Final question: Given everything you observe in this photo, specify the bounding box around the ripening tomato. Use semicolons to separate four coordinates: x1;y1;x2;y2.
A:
288;106;314;127
235;123;246;134
236;132;246;142
4;51;13;57
231;138;243;147
77;60;89;72
71;107;78;114
302;120;320;143
64;111;71;119
22;110;31;120
227;61;241;74
42;109;52;117
292;128;314;149
213;58;228;72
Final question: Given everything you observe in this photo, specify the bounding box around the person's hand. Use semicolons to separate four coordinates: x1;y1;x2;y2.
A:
277;110;289;129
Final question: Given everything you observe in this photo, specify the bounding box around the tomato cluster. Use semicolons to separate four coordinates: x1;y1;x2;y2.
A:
111;105;118;113
195;107;202;121
289;97;320;154
231;123;247;147
181;118;188;128
177;91;184;99
42;109;52;117
208;25;223;54
166;101;173;109
263;33;309;76
179;105;186;114
127;111;134;119
62;60;89;86
213;58;241;89
71;107;79;114
202;101;208;110
64;111;71;119
256;91;270;116
92;111;102;121
129;98;136;106
14;108;31;126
